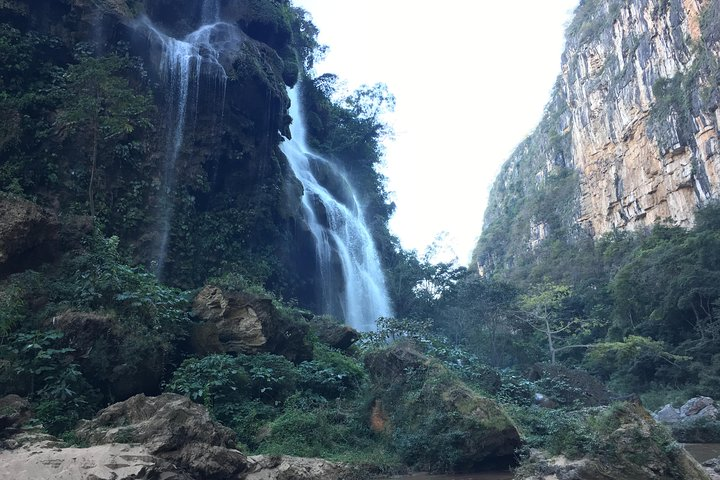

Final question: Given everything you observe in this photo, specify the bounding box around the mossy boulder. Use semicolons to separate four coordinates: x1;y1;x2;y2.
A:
365;342;521;472
517;401;710;480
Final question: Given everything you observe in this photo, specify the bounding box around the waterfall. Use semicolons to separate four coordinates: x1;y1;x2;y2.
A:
281;87;393;331
135;0;240;275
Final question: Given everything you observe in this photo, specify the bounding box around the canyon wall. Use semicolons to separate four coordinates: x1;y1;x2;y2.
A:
475;0;720;272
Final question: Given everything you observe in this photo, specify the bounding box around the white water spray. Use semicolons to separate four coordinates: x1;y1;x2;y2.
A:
281;87;393;331
135;0;241;274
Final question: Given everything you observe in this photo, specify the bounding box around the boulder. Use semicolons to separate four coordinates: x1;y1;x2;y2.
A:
365;342;521;471
0;442;184;480
0;393;348;480
655;403;683;423
191;286;311;361
0;394;31;436
76;393;248;479
0;196;60;277
682;397;717;418
517;402;710;480
654;397;720;442
245;455;348;480
312;315;360;350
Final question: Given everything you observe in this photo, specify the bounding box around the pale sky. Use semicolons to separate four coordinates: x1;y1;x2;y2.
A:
293;0;579;264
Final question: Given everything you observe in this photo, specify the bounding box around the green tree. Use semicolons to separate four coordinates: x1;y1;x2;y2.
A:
519;284;592;364
55;53;153;217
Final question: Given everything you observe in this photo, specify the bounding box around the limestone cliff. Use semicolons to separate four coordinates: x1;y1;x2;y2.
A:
475;0;720;273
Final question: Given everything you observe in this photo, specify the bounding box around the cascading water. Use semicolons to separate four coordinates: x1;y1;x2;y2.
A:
135;0;241;275
282;87;393;331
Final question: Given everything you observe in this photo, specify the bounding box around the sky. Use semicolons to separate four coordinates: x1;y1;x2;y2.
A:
293;0;579;264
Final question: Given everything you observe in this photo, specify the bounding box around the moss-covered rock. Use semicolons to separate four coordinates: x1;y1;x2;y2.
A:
365;342;521;472
517;401;710;480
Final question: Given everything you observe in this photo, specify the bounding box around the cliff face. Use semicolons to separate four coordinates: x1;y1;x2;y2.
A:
0;0;318;296
475;0;720;272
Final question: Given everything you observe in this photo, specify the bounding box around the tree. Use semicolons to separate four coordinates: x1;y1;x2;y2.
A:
55;53;153;217
519;284;592;364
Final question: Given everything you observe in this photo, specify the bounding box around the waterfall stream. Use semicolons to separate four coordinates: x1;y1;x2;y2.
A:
135;0;239;275
282;87;393;331
134;3;392;330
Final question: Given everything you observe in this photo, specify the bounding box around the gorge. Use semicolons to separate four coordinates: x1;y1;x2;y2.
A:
1;0;720;479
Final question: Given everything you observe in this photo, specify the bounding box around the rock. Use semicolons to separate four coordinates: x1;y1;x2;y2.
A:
475;0;720;272
191;286;311;362
313;315;360;350
76;393;248;479
682;397;717;418
245;455;349;480
654;403;683;423
0;196;60;278
654;397;720;442
0;393;348;480
365;342;521;471
0;394;31;436
517;402;710;480
0;442;175;480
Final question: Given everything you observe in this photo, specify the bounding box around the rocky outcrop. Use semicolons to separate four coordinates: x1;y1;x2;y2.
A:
566;0;719;236
654;396;718;424
0;393;347;480
0;442;177;480
365;342;521;471
528;363;611;407
654;396;720;442
476;0;720;270
76;393;248;479
190;285;311;361
0;196;60;277
517;402;710;479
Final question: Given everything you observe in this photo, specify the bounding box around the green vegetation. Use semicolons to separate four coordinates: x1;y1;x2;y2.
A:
1;0;720;476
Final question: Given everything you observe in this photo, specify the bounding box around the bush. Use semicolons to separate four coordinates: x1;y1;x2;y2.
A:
298;344;365;399
165;354;250;414
257;403;381;461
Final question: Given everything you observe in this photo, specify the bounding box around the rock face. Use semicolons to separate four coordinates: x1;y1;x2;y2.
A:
365;342;521;471
0;196;60;277
190;285;312;361
517;402;710;480
475;0;720;270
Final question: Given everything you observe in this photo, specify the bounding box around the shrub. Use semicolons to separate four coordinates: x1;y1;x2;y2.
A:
165;354;250;413
298;344;365;399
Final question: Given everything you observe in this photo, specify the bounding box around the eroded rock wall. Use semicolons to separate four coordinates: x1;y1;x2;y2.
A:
476;0;720;270
566;0;719;235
